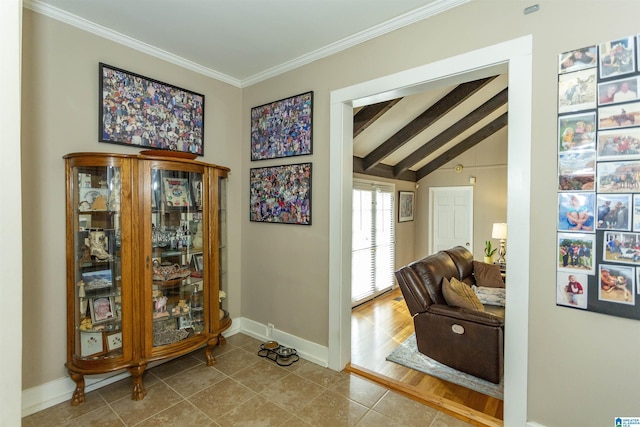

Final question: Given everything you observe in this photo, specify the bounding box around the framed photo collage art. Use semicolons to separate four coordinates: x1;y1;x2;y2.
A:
557;34;640;320
249;92;313;225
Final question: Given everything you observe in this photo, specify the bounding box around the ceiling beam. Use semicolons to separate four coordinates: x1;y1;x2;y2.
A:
353;157;416;182
415;112;508;181
393;87;508;177
361;76;496;171
353;99;402;138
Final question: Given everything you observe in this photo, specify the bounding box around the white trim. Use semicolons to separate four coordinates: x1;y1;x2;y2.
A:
22;0;242;87
329;35;533;426
21;318;328;416
238;318;328;368
1;0;23;425
23;0;468;88
243;0;470;87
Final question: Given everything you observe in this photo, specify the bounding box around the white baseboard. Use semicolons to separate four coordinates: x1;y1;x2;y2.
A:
527;422;547;427
22;317;326;417
238;317;328;367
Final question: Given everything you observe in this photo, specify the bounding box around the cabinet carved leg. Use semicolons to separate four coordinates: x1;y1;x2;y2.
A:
69;372;85;406
205;336;220;366
127;364;147;401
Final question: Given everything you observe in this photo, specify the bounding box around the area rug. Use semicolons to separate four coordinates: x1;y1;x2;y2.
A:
386;334;503;400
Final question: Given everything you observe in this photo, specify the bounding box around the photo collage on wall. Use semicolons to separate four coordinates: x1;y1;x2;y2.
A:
249;92;314;225
556;34;640;319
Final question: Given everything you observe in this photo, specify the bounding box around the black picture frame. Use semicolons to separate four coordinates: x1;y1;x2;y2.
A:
555;32;640;321
249;162;312;225
250;91;313;160
99;63;205;156
398;191;415;223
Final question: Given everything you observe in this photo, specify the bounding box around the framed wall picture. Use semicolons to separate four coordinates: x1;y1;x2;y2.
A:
556;271;588;309
250;91;313;160
558;68;596;114
598;102;640;130
557;232;595;275
99;63;205;156
249;163;312;225
557;192;596;232
558;46;597;74
398;191;415;223
598;36;636;80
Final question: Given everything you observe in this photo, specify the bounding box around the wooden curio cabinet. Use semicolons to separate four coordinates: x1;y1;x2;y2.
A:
64;152;230;405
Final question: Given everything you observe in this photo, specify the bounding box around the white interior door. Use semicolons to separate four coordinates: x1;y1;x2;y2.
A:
430;186;473;253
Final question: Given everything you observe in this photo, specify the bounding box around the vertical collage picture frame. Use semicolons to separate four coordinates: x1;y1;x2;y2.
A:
556;35;640;319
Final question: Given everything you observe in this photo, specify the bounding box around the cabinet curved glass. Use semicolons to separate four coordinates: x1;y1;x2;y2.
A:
64;152;230;405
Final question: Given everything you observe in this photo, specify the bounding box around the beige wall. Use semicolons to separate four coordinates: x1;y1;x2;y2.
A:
241;2;640;426
20;10;243;389
19;1;640;426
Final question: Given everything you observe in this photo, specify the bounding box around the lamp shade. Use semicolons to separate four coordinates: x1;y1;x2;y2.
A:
492;223;507;240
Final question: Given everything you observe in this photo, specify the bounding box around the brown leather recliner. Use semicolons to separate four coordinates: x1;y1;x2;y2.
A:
394;246;504;384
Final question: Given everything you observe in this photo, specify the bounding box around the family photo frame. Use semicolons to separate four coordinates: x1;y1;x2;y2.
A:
556;33;640;320
250;91;313;160
89;296;116;325
249;163;312;225
99;63;205;156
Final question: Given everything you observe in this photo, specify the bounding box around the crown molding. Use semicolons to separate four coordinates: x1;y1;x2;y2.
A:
23;0;468;88
23;0;243;87
241;0;470;87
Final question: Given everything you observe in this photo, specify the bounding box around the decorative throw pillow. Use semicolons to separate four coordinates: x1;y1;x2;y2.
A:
472;285;506;307
473;261;505;288
442;277;484;311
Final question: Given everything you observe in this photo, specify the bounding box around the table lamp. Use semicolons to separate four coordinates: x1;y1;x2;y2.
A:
492;222;507;264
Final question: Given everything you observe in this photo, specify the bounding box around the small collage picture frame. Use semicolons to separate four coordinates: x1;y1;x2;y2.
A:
556;34;640;320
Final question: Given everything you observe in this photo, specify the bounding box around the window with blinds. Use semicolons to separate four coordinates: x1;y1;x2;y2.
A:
351;180;395;307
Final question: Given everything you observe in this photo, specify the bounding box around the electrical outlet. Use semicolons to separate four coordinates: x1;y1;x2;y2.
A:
267;323;274;338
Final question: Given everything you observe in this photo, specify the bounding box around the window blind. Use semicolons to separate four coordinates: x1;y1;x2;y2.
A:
351;180;395;306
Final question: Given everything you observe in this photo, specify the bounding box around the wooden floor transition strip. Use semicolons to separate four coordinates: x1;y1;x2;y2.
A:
346;363;503;427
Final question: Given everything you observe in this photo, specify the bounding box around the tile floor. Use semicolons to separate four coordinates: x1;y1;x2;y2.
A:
23;334;473;426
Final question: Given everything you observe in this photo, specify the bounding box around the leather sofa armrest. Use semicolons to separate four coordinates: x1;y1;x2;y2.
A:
426;304;504;327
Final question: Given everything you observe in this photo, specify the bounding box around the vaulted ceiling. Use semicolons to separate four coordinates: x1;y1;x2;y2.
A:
353;74;508;182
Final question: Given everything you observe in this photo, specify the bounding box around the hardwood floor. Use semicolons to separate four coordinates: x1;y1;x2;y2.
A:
348;288;504;427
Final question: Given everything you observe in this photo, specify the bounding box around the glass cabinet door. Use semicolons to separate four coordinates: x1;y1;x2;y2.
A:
149;166;206;349
218;174;229;324
72;164;124;360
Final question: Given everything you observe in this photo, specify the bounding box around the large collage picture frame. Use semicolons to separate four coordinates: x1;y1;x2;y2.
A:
99;63;205;156
249;162;312;225
556;34;640;320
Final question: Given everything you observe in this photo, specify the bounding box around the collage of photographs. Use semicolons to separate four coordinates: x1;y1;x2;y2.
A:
557;35;640;318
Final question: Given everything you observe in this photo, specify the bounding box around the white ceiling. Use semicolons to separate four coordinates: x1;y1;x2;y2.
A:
25;0;467;87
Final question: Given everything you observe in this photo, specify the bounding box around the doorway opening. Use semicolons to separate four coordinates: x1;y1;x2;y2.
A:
329;36;532;425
